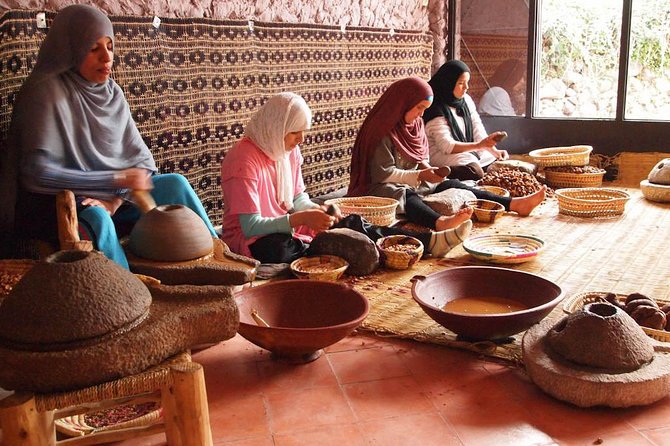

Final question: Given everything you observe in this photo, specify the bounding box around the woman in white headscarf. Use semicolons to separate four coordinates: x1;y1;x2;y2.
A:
1;4;217;267
220;92;472;264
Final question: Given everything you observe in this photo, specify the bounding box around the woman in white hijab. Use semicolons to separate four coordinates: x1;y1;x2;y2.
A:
1;4;216;267
220;92;472;264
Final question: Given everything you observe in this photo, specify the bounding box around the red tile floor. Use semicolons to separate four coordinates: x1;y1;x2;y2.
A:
110;331;670;446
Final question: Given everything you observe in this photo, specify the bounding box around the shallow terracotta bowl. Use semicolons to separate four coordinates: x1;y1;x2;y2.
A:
411;266;563;340
235;280;369;362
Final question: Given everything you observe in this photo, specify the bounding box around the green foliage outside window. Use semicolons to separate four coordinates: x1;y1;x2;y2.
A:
542;0;669;79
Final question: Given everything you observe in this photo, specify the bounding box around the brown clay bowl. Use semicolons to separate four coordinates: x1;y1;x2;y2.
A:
411;266;563;341
235;280;369;362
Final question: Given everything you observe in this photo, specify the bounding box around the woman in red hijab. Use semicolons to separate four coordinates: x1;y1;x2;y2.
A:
348;77;545;231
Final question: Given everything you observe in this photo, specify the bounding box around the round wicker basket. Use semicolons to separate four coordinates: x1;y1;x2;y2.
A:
324;196;398;226
376;235;423;270
640;180;670;203
290;255;349;281
555;188;630;218
563;291;670;343
466;199;505;223
475;185;511;198
529;145;593;167
545;168;606;189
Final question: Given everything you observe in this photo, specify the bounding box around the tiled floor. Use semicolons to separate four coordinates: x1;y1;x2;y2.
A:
110;331;670;446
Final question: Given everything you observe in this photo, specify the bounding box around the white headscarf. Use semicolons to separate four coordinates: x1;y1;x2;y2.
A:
244;93;312;210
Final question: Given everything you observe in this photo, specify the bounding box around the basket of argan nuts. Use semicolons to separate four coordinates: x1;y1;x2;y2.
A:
376;235;424;270
563;291;670;343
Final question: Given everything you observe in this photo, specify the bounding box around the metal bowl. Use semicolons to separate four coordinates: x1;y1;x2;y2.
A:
411;266;563;341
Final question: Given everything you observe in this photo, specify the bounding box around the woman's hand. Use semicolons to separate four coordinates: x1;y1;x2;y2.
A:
476;132;509;160
79;196;124;215
321;203;344;224
418;167;446;184
114;168;153;190
483;146;509;161
290;208;335;232
477;133;499;149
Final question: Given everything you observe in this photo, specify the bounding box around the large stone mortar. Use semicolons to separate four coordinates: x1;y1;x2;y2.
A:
523;303;670;408
0;250;239;393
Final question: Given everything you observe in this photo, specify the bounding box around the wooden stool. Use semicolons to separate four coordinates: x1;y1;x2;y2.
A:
0;352;213;446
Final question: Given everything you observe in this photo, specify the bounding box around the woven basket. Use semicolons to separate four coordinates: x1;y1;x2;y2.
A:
466;199;505;223
555;188;630;218
475;185;511;198
640;180;670;203
376;235;423;270
0;259;37;298
545;169;606;189
563;291;670;343
324;196;398;226
529;145;593;167
290;255;349;281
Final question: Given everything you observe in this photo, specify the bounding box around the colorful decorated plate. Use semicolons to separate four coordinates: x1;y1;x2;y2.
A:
463;234;546;264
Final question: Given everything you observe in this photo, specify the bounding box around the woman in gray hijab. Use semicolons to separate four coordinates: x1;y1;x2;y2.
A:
1;4;216;267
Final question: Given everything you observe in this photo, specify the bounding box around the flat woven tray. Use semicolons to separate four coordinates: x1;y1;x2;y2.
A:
462;234;545;264
545;169;605;188
555;187;630;218
529;145;592;167
563;291;670;343
324;196;398;226
55;401;162;437
640;180;670;203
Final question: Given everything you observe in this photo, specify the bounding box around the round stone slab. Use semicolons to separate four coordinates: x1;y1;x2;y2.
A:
522;318;670;408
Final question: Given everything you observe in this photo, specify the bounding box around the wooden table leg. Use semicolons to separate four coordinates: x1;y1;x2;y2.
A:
161;363;212;446
0;391;55;446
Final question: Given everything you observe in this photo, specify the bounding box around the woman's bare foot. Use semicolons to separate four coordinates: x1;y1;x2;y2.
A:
435;206;473;231
510;186;547;216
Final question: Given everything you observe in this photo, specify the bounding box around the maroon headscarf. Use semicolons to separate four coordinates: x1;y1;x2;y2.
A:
347;77;433;197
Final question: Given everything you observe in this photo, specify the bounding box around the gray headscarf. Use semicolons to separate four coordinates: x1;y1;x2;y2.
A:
0;5;156;239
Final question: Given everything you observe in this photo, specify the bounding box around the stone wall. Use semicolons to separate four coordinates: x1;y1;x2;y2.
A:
0;0;449;71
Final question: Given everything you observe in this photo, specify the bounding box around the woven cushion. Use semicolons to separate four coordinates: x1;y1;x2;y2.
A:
422;189;476;216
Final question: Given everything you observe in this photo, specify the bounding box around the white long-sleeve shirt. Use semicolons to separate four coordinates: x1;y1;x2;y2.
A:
425;94;496;168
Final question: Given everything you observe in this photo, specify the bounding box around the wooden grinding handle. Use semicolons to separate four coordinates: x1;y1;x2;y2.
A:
131;189;157;213
57;190;93;251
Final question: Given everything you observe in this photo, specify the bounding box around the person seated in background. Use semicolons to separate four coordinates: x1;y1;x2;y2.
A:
0;5;217;268
347;76;545;231
423;60;509;181
220;92;473;264
478;58;526;117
